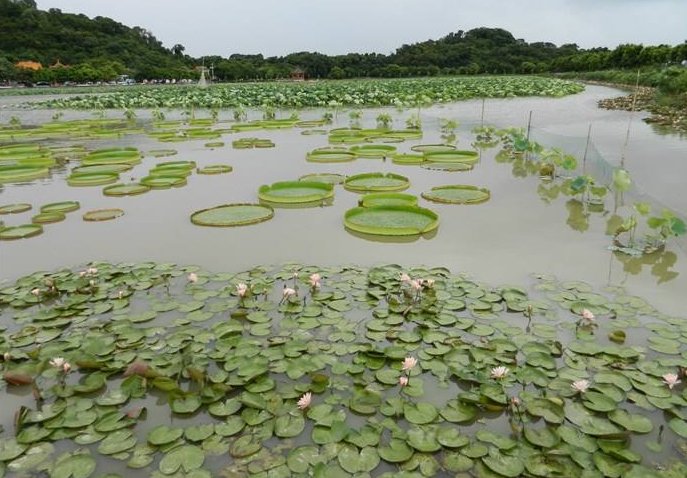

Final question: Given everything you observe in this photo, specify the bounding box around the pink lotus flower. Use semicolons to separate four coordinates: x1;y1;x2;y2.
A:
187;272;198;283
283;287;297;299
400;272;411;283
297;392;312;410
399;376;408;387
490;366;509;379
236;283;249;297
410;280;422;291
663;373;681;390
86;267;98;275
62;362;71;373
402;356;418;371
581;309;595;321
50;357;66;369
31;288;40;296
308;273;321;289
571;379;590;394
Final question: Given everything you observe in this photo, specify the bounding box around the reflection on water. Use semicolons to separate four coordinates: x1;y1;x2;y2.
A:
345;227;438;244
611;248;680;285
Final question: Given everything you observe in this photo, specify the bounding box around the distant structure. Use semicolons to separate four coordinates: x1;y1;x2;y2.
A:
290;68;305;81
15;60;42;71
197;65;209;88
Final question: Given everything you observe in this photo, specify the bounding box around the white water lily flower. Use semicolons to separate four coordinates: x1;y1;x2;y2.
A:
187;272;198;283
283;287;297;298
297;392;312;410
581;309;595;321
571;379;590;394
50;357;66;369
30;288;40;296
236;283;249;297
399;376;408;387
490;366;509;379
308;273;321;289
402;356;418;371
663;373;681;390
400;272;411;283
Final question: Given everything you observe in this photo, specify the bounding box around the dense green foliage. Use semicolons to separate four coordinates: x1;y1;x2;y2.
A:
34;76;584;109
1;0;685;84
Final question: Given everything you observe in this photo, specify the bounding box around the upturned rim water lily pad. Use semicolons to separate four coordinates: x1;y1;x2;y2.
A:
350;144;397;158
411;144;456;153
0;165;50;182
258;181;334;204
0;203;32;214
197;164;232;175
0;223;43;240
345;205;439;236
39;201;80;214
190;203;274;227
306;148;356;163
140;175;187;189
343;172;410;193
421;185;491;204
423;149;479;164
359;192;418;208
82;208;124;221
102;183;151;196
299;172;346;184
31;211;65;224
67;172;119;187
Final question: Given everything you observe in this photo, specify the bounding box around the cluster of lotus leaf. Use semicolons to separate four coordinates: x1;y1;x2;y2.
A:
0;262;685;477
31;77;584;110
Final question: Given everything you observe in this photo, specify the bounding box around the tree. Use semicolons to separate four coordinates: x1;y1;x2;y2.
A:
172;44;185;57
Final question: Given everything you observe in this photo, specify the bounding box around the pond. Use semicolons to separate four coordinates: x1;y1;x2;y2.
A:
0;83;686;477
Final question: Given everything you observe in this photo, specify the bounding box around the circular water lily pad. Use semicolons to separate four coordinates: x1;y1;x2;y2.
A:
392;153;425;165
32;212;65;224
83;208;124;222
345;205;439;236
140;175;187;189
350;144;397;158
258;181;334;204
197;164;232;175
71;164;133;175
343;172;410;193
307;148;356;163
103;183;151;196
422;162;473;172
67;172;119;187
359;193;418;208
190;204;274;227
0;224;43;240
82;148;141;165
299;173;346;185
411;144;456;153
40;201;80;214
147;149;178;157
0;165;49;182
424;150;479;164
422;185;491;204
0;203;32;214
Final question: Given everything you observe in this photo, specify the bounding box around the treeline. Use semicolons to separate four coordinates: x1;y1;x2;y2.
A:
0;0;686;84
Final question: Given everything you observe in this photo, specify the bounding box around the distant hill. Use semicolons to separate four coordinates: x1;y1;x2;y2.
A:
0;0;192;80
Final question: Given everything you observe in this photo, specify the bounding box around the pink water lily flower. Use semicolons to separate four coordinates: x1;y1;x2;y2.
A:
400;272;411;283
308;273;321;289
581;309;595;321
410;280;422;291
491;366;509;379
663;373;681;390
30;288;40;296
297;392;312;410
62;362;72;374
283;287;297;298
402;356;418;371
399;376;409;387
571;379;590;394
86;267;98;275
187;272;198;283
236;283;249;297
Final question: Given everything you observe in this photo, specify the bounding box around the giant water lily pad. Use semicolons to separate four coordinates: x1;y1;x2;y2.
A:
411;144;456;153
190;204;274;227
0;165;49;182
344;172;410;193
421;185;491;204
83;208;124;221
258;181;334;204
140;175;186;189
197;164;232;175
0;203;32;214
350;144;397;158
0;223;43;240
32;211;66;224
424;150;479;164
40;201;80;214
103;183;151;196
345;205;439;236
299;172;346;185
359;193;418;208
306;148;356;163
67;172;119;187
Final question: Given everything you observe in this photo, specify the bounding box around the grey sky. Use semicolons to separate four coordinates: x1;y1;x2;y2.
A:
36;0;687;57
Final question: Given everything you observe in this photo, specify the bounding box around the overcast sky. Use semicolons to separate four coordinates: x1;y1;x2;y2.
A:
36;0;687;57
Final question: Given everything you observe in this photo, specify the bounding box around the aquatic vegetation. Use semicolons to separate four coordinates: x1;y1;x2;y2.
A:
421;185;491;205
343;173;411;193
31;77;584;110
0;261;685;476
190;204;275;227
344;205;440;236
258;181;335;205
82;208;125;221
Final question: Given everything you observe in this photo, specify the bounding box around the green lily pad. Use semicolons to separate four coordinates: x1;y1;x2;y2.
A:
82;208;124;221
344;172;410;193
404;402;439;424
51;450;96;478
344;205;439;236
481;448;525;477
40;201;80;214
159;445;205;473
148;425;184;446
0;203;32;214
378;438;414;463
338;445;380;473
0;223;43;240
421;185;490;204
190;204;274;227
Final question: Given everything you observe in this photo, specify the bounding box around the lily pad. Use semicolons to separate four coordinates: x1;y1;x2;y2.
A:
0;223;43;240
344;205;439;236
258;181;334;204
344;172;410;193
190;204;274;227
83;208;124;221
421;185;490;204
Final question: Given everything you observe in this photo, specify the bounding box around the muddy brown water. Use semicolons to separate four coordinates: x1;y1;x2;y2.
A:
0;84;685;317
